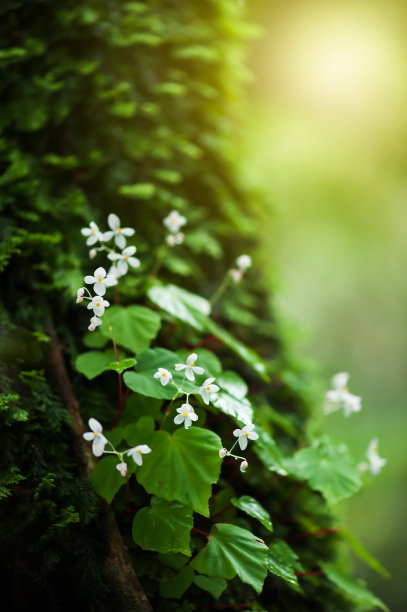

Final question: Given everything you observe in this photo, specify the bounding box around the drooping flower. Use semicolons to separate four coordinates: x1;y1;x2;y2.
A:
236;254;252;272
174;403;198;429
240;460;248;472
233;424;259;450
83;418;107;457
324;372;362;417
76;287;85;303
175;353;204;381
199;377;220;405
84;266;117;296
81;221;103;246
154;368;172;386
88;315;102;332
127;445;152;466
116;462;128;477
103;213;135;249
166;232;184;247
219;448;227;458
107;246;140;275
87;295;110;317
359;438;387;476
163;210;187;234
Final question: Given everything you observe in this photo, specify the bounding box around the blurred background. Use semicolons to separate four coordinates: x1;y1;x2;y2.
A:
244;0;407;609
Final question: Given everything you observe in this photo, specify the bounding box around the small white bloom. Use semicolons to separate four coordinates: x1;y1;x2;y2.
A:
364;438;387;475
219;448;227;458
88;315;102;332
240;460;248;472
84;266;117;296
324;372;362;417
199;377;220;405
229;268;243;284
76;287;85;303
174;403;198;429
175;353;204;381
233;424;259;451
89;249;97;259
83;418;107;457
103;213;135;249
153;368;172;386
166;232;184;247
164;210;187;234
236;254;252;272
116;461;128;477
87;296;110;317
108;246;140;275
127;445;152;466
81;221;103;246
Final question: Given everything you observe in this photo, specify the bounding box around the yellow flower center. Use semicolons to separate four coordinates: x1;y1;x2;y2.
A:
90;230;95;234
118;227;122;233
344;386;349;392
206;386;211;390
98;277;102;282
190;362;195;367
93;432;98;437
124;255;129;260
183;412;188;416
161;372;166;376
96;302;100;307
245;432;249;437
137;448;142;453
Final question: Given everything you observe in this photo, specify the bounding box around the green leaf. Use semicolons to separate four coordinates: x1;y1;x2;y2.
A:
123;347;201;400
82;330;109;349
321;562;389;611
159;566;194;599
132;496;193;556
191;523;268;594
231;495;273;532
100;305;161;353
290;438;362;505
90;456;126;504
107;358;137;375
206;319;269;381
120;393;162;423
253;427;288;476
148;284;210;330
137;427;222;516
193;574;227;599
211;371;253;425
75;349;121;380
118;182;157;199
266;539;303;591
340;529;390;580
123;416;155;447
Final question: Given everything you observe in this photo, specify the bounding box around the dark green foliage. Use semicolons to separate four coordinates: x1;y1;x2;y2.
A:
0;1;387;610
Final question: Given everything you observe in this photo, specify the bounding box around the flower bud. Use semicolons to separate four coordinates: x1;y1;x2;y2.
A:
88;323;96;332
166;234;176;247
76;287;85;303
116;462;128;477
89;249;97;259
219;448;227;458
229;268;243;284
174;232;184;245
240;460;248;473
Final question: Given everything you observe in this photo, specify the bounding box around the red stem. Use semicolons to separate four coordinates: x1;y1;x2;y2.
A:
191;527;210;538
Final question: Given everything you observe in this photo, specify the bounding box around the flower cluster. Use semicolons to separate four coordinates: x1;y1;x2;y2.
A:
153;352;220;429
83;418;152;476
76;214;139;330
358;438;387;476
219;423;259;472
163;210;186;247
229;254;252;284
323;372;362;417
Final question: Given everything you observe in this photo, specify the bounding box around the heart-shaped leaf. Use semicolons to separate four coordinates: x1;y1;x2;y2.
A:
100;305;161;353
148;283;210;330
267;539;303;591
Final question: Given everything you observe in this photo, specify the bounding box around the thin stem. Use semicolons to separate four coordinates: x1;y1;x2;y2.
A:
210;274;231;307
191;527;210;537
150;245;167;281
159;388;180;429
107;322;124;428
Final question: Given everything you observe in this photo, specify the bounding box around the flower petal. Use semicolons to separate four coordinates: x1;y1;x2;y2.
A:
93;281;106;296
108;213;120;230
187;353;198;365
174;414;184;424
83;432;94;441
84;275;95;284
192;366;204;375
122;227;135;236
128;257;140;269
89;418;103;433
92;435;107;457
115;233;126;249
233;428;242;437
238;435;248;451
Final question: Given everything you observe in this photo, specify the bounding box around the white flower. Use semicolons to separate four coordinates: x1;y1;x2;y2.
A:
88;315;102;332
164;210;187;234
103;213;135;249
87;295;110;316
81;221;103;246
174;403;198;429
116;462;128;477
83;418;107;457
236;254;252;272
233;424;259;450
359;438;387;476
324;372;362;417
166;232;184;247
175;353;204;381
107;246;140;275
84;266;117;296
219;448;227;458
76;287;85;303
153;368;172;386
199;377;220;405
240;460;248;472
127;444;152;466
229;269;243;284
